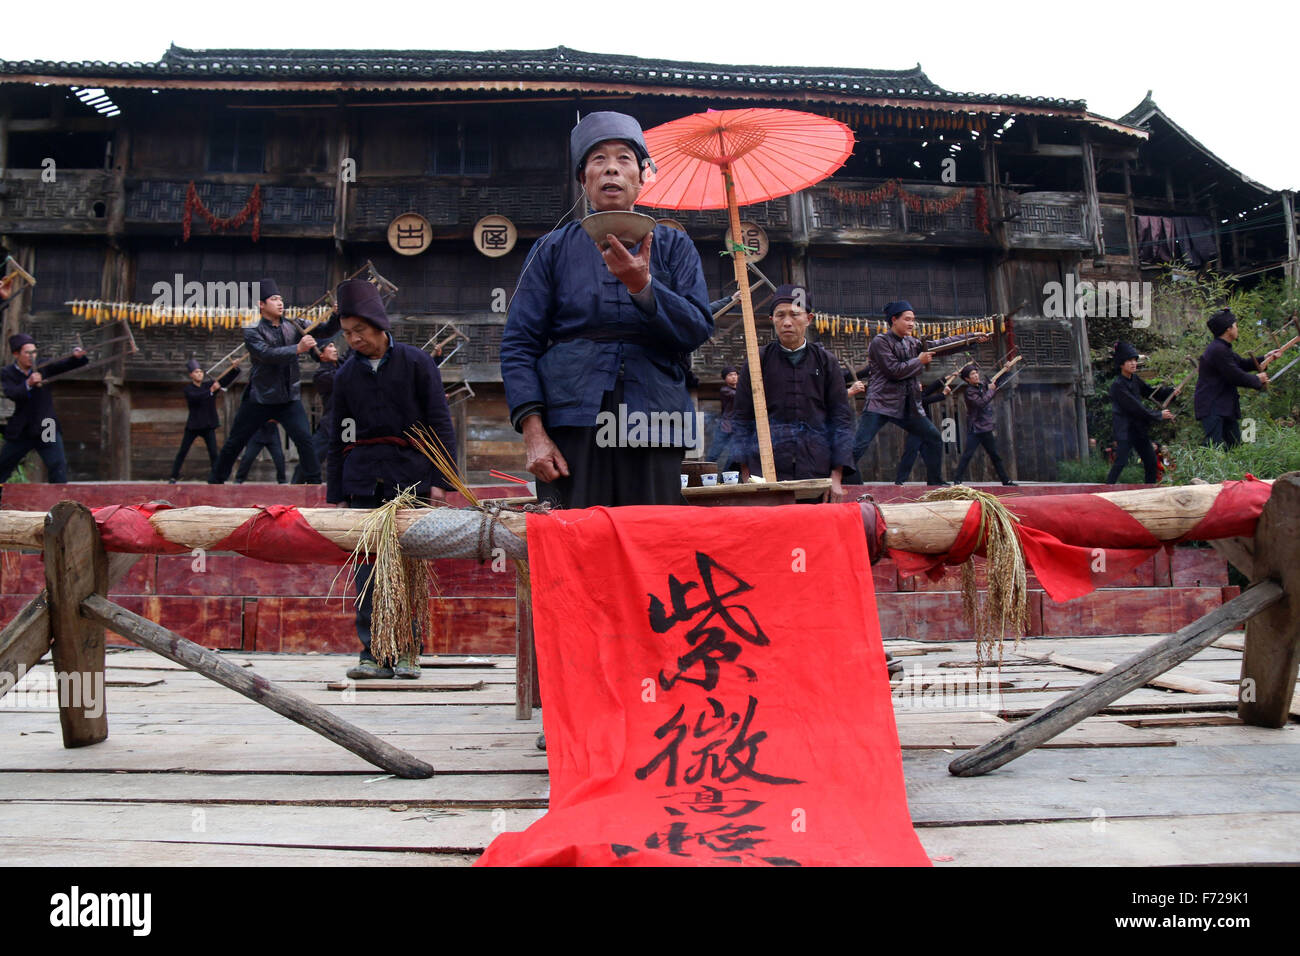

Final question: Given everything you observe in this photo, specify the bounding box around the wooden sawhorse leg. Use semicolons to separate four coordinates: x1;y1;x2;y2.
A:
950;471;1299;777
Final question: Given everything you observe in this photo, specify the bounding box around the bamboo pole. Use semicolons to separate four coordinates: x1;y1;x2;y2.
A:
0;482;1268;559
721;160;776;481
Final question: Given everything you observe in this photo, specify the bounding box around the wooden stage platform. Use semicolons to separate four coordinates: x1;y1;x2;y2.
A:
2;633;1295;866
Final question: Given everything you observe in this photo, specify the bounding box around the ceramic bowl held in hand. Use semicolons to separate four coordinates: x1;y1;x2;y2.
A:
581;211;657;251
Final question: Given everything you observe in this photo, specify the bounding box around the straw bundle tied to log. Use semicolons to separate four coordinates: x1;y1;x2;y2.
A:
405;421;535;629
334;487;432;668
918;486;1029;667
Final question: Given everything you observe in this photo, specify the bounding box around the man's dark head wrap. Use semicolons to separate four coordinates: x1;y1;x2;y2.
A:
770;284;810;313
883;300;914;320
571;112;656;182
1207;309;1236;337
1113;340;1140;367
257;278;281;301
9;333;33;354
336;279;390;331
960;362;979;381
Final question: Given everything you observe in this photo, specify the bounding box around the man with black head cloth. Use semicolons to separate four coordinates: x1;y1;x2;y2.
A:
208;278;339;484
0;333;86;485
1193;308;1280;448
328;279;456;680
1106;341;1175;484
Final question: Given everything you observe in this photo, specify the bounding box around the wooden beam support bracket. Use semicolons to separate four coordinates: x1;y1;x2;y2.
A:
1240;472;1300;727
43;501;110;748
948;579;1284;777
80;594;435;778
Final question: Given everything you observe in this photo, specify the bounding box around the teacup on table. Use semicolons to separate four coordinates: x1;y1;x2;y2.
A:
700;473;718;486
721;471;740;485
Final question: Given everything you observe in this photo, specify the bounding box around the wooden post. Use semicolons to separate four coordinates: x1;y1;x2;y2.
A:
79;594;435;779
947;581;1284;777
43;502;109;748
1239;472;1300;727
515;565;535;720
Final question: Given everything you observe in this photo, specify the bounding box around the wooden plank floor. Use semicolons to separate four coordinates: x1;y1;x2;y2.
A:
1;633;1295;866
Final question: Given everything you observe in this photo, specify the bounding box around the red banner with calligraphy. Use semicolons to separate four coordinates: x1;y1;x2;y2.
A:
477;503;930;867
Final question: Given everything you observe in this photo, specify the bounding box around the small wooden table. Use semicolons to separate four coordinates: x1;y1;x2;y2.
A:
681;478;833;507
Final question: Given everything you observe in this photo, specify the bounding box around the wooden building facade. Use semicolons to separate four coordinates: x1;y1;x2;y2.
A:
1;47;1294;483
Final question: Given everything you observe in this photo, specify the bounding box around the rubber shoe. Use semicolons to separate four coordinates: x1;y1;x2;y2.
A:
536;733;546;751
393;655;422;679
886;653;905;678
347;659;393;680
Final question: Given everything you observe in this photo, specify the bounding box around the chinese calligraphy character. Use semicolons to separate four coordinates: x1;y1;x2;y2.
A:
635;696;802;787
650;552;769;691
396;222;426;249
478;224;509;251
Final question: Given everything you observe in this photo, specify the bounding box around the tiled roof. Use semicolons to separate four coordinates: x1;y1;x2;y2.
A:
1119;91;1275;195
0;44;1087;109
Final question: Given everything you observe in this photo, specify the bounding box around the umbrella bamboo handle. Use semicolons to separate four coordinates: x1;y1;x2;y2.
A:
722;162;777;481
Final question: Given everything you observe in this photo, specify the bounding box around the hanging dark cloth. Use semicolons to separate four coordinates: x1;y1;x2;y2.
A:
1173;216;1216;267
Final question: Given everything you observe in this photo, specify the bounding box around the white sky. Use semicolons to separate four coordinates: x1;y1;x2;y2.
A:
5;0;1296;190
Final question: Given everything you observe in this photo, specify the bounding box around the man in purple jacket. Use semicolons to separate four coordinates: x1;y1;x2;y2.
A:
853;300;987;484
1193;309;1279;448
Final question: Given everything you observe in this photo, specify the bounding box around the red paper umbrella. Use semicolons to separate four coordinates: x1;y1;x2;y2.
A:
637;107;855;210
635;108;854;481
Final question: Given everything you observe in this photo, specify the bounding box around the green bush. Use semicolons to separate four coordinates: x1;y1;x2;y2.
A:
1074;270;1299;482
1166;421;1300;484
1055;456;1146;484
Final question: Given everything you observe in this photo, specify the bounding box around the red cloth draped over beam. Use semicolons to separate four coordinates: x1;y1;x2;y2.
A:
478;503;931;867
891;478;1271;602
92;503;352;564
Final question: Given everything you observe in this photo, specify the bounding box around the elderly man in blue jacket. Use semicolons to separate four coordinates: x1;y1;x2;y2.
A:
500;111;713;508
208;278;339;484
1193;309;1279;448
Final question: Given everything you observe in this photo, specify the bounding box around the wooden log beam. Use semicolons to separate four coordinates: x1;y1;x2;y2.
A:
79;594;435;779
947;580;1284;777
1240;472;1300;727
0;552;140;704
0;481;1270;559
44;502;110;748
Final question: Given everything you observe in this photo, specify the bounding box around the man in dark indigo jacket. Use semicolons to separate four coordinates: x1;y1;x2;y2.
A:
328;279;456;680
731;285;854;500
208;277;339;484
1193;309;1278;448
951;363;1014;485
1106;341;1175;484
500;111;712;508
170;357;241;482
853;300;987;484
0;333;87;484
